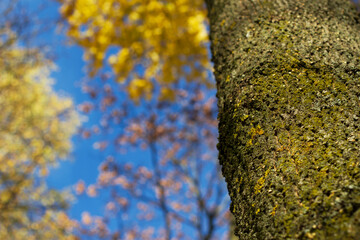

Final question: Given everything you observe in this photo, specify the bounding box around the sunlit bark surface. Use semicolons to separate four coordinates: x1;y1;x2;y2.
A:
208;0;360;238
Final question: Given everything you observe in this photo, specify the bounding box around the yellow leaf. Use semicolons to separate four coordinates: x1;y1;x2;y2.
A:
128;78;153;102
159;87;175;102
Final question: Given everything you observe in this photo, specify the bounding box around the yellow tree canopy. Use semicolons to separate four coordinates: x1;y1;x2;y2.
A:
58;0;211;102
0;31;80;239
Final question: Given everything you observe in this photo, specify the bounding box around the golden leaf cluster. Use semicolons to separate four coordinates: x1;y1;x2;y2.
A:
0;31;80;239
59;0;211;102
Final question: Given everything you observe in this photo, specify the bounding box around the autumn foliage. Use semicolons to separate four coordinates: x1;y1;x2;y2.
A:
58;0;212;102
1;0;232;239
0;5;80;239
57;0;232;239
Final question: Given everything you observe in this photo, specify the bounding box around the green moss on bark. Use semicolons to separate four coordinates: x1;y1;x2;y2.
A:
209;0;360;239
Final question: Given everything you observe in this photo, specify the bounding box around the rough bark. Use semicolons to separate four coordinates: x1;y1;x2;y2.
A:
207;0;360;239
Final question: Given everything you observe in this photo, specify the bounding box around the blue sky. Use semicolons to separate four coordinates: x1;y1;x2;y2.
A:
23;1;230;239
25;0;107;218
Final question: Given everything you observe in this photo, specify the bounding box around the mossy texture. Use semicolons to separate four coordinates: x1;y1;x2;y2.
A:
208;0;360;239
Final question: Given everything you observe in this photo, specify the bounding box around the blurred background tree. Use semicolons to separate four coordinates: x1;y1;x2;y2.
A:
0;1;80;239
57;0;232;239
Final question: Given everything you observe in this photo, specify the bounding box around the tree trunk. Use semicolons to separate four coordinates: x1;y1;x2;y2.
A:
207;0;360;239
